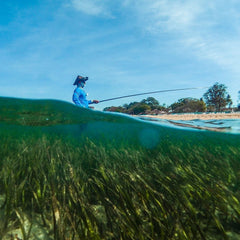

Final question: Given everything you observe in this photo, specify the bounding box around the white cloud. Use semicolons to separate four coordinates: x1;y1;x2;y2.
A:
125;0;240;74
121;0;204;32
147;1;202;32
71;0;113;17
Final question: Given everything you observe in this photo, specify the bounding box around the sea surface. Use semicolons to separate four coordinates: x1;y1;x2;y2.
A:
0;97;240;240
138;116;240;134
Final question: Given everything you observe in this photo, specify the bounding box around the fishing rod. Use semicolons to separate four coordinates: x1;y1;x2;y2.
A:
99;86;208;103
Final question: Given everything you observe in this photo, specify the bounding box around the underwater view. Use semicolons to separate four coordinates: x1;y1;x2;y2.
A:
1;96;240;240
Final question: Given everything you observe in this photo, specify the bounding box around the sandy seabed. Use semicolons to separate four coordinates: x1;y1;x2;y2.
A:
142;112;240;121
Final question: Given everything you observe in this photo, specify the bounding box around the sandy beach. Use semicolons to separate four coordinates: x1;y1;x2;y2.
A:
142;112;240;120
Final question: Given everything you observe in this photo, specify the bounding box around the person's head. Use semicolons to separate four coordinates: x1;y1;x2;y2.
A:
73;75;88;88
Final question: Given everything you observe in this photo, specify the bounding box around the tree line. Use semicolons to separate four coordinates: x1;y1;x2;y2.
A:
104;82;239;115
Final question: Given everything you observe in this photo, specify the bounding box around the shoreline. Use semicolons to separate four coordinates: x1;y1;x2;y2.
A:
140;112;240;121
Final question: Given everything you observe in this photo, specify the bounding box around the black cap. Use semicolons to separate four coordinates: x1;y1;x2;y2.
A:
73;75;88;85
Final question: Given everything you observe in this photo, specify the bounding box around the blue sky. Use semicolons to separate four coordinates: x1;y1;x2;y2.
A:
0;0;240;110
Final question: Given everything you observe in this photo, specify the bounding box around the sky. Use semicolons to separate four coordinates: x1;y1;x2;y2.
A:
0;0;240;110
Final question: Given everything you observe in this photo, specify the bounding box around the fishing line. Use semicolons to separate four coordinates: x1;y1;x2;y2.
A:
99;86;208;103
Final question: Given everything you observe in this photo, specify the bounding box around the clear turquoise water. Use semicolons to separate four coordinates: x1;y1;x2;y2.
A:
1;97;240;239
138;116;240;134
0;97;239;161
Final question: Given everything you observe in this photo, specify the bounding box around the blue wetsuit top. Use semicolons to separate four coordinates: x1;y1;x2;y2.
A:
72;87;92;108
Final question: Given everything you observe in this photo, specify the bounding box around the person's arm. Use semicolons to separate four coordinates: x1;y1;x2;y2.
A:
89;100;99;104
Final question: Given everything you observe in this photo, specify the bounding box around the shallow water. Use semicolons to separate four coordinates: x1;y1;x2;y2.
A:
138;116;240;134
1;97;240;240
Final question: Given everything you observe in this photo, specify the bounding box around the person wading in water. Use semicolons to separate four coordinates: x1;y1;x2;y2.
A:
72;75;99;109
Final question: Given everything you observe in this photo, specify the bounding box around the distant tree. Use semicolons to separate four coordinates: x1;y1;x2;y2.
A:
103;106;126;113
134;103;151;114
238;91;240;110
226;94;233;108
123;103;129;109
127;101;138;109
127;102;151;115
203;83;232;112
103;97;168;115
141;97;159;109
170;98;206;113
141;97;169;112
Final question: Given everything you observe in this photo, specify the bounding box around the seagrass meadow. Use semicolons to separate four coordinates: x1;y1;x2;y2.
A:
0;97;240;240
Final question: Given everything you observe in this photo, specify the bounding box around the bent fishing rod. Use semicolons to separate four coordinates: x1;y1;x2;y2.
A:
98;86;208;103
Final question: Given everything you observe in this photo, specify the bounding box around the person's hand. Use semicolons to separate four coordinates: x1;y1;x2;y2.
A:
92;100;99;104
89;106;95;109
